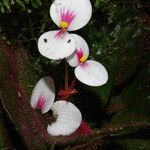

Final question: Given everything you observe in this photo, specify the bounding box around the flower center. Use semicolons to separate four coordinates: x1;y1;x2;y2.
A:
59;7;76;30
80;55;88;63
76;48;88;63
60;21;69;29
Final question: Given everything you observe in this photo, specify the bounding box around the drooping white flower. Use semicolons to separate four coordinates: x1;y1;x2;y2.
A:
67;34;108;87
30;77;82;136
30;76;55;114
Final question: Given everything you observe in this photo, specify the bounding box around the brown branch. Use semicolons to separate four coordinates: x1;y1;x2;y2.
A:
58;121;150;146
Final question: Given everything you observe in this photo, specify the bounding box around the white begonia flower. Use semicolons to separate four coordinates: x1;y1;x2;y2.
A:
50;0;92;31
38;31;76;60
38;0;92;60
67;34;108;87
30;76;55;114
30;77;82;136
47;101;82;136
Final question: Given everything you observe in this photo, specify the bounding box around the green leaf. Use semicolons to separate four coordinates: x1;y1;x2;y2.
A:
31;0;42;8
24;0;29;4
2;0;11;11
0;5;5;13
16;0;25;8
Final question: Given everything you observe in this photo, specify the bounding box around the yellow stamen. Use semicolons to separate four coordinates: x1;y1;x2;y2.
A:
60;21;68;29
80;55;88;63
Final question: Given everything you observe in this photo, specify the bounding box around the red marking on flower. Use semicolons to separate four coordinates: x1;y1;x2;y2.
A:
54;29;67;39
73;121;93;135
76;48;89;64
76;48;84;60
36;96;46;110
61;7;76;25
58;88;78;100
54;8;76;39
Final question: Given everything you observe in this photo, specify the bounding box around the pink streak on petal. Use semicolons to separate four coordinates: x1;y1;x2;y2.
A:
36;96;46;110
80;61;89;67
60;7;76;25
76;49;89;65
76;48;83;60
54;29;67;39
61;7;65;21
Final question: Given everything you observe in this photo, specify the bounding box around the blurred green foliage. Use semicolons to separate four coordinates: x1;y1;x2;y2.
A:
0;0;42;13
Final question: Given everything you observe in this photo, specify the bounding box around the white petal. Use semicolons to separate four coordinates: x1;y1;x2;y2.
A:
66;53;79;67
75;60;108;86
47;100;82;136
50;0;92;31
66;34;89;67
38;30;76;60
30;77;55;114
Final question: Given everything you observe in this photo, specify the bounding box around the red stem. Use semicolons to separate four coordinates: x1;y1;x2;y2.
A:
65;60;69;90
70;76;76;89
58;61;78;100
